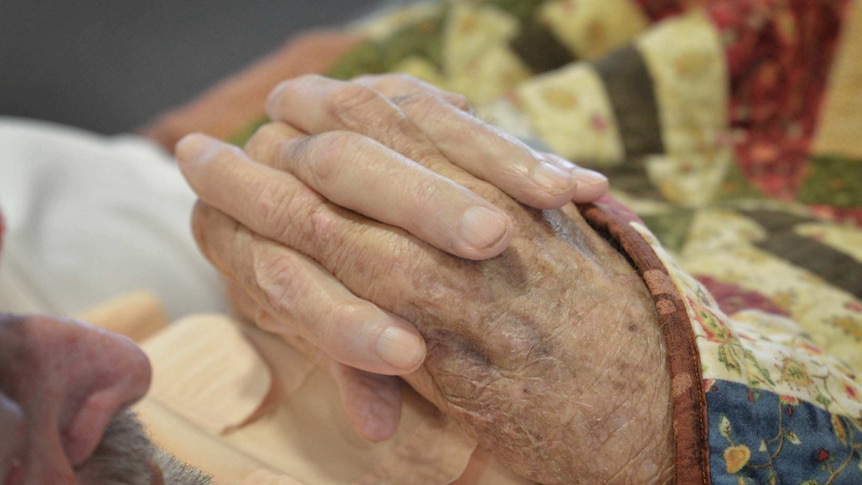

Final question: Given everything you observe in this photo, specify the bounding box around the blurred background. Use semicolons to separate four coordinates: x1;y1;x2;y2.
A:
0;0;387;134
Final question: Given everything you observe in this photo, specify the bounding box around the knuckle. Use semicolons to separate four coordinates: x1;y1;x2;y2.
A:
307;202;343;245
254;251;305;320
253;181;307;241
328;83;394;129
253;185;284;231
397;91;444;124
245;122;291;162
284;131;359;187
396;94;476;162
444;93;471;112
295;202;362;285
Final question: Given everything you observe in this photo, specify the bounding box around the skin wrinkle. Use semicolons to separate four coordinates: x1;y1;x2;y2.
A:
254;177;305;244
358;74;473;114
332;223;420;306
346;95;454;176
257;253;305;322
418;291;594;480
326;83;409;138
394;92;449;129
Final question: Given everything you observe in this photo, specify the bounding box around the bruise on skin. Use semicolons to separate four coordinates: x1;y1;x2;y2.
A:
414;307;583;483
344;199;671;483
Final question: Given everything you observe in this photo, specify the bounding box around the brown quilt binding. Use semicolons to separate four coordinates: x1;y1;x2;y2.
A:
579;201;711;484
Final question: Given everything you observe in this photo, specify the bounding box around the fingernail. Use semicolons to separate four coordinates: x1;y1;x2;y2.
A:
375;327;425;371
572;167;609;201
531;161;577;194
460;206;510;250
575;167;608;187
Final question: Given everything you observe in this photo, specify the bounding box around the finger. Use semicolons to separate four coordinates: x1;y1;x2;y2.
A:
244;123;512;259
190;200;425;375
265;75;582;208
351;73;473;113
541;152;609;203
331;364;403;442
256;311;403;442
391;92;609;207
265;74;466;181
352;74;609;204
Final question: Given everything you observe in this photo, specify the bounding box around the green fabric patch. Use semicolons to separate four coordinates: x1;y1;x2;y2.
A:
328;0;549;81
640;208;696;253
228;115;268;147
327;14;446;81
797;156;862;207
469;0;546;21
716;162;766;201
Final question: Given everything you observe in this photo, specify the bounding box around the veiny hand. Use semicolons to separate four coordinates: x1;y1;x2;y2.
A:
177;74;609;442
179;75;672;483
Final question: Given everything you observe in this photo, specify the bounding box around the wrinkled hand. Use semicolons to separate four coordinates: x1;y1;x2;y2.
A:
179;75;673;483
177;74;609;441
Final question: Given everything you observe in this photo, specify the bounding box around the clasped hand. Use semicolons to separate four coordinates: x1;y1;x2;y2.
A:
177;74;672;483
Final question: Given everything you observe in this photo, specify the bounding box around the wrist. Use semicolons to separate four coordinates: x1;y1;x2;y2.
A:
579;285;675;483
552;204;675;482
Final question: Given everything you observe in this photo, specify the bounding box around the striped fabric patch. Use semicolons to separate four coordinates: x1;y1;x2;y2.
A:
741;208;862;299
592;44;664;158
509;16;575;73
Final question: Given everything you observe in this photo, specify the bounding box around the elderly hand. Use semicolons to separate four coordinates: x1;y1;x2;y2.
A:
177;74;609;442
179;75;672;482
179;79;671;482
